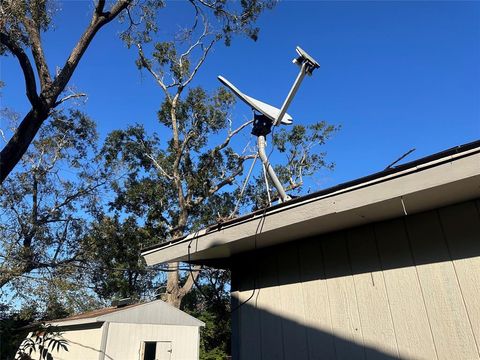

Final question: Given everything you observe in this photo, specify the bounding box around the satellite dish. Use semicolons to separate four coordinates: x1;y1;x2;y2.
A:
218;76;293;125
218;46;320;204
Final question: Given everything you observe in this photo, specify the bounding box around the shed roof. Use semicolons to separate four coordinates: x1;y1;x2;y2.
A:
48;299;204;327
142;140;480;267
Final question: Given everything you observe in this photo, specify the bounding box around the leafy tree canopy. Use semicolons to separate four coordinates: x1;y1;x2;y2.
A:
0;109;106;308
0;0;275;183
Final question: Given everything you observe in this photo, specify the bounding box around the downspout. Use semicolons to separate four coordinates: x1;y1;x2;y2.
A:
98;321;110;360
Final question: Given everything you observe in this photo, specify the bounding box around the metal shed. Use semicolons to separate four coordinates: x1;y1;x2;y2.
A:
22;299;204;360
143;140;480;360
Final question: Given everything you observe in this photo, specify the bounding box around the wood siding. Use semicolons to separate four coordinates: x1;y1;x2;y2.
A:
231;199;480;360
105;323;200;360
21;325;103;360
20;323;200;360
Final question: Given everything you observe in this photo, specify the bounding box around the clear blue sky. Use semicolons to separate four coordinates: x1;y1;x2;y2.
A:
1;1;479;189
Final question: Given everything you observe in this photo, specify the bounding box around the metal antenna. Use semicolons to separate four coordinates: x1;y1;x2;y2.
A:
218;46;320;203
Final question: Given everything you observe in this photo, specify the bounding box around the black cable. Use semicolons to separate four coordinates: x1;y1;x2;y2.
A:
228;113;284;312
187;231;210;302
230;204;268;313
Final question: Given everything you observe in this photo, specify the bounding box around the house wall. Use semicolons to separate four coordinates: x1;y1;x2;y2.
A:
231;199;480;360
20;324;104;360
104;323;200;360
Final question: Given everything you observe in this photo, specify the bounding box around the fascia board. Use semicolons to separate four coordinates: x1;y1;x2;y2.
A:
142;150;480;265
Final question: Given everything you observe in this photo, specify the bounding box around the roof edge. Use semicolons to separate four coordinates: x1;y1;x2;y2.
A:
142;139;480;255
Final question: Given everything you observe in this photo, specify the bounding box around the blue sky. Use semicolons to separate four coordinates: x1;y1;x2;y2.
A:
1;0;479;189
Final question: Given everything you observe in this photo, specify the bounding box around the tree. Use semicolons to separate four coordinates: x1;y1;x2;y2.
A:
0;0;144;183
0;0;272;183
0;109;106;308
1;304;33;360
102;2;337;309
181;268;231;359
84;214;165;301
16;323;68;360
1;0;278;309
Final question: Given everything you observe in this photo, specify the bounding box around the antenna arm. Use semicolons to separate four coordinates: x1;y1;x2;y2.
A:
273;61;308;126
257;135;291;202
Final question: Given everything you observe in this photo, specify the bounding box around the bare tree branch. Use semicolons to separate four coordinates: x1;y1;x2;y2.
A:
192;153;256;206
1;0;131;184
144;152;174;180
95;0;107;15
48;0;132;101
0;32;40;106
23;18;52;89
216;119;253;152
137;43;170;98
182;39;215;88
198;119;253;174
53;92;87;107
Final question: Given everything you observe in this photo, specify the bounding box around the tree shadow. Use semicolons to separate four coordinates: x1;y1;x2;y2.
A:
231;300;402;360
228;200;480;359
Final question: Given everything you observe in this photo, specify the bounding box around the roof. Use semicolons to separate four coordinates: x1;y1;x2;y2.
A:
142;140;480;267
48;299;204;327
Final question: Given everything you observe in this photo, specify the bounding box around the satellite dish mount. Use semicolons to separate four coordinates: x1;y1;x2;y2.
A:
219;47;320;203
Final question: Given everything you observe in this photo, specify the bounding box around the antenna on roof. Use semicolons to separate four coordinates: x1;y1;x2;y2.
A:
218;46;320;203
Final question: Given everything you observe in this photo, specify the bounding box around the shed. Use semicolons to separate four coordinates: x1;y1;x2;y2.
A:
20;299;204;360
142;140;480;360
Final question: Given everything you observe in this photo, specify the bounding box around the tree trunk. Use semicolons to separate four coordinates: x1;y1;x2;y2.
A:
165;262;183;308
0;0;131;184
0;106;49;183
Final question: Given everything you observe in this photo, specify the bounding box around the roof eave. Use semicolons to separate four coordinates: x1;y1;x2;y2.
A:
142;144;480;266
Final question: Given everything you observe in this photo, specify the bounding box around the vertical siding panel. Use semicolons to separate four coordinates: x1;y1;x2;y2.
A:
231;259;241;360
347;225;399;360
322;232;365;359
104;323;199;359
406;211;478;360
375;219;437;359
298;237;336;360
257;250;284;360
438;201;480;353
276;243;309;360
237;253;262;360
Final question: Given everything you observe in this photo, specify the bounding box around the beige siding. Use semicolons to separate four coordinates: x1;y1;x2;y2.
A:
235;252;262;359
232;199;480;360
375;219;437;359
406;211;478;359
322;233;364;359
21;325;103;360
348;226;399;359
256;250;283;360
277;243;309;359
20;323;200;360
105;323;199;360
439;201;480;350
298;237;335;360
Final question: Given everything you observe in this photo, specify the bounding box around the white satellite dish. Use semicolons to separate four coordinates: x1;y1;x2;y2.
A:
217;76;293;125
218;46;320;204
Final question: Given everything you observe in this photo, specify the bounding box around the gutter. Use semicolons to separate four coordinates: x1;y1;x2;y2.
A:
142;139;480;255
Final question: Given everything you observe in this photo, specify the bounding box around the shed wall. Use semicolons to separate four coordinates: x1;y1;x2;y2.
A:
231;199;480;360
104;322;200;360
21;324;103;360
